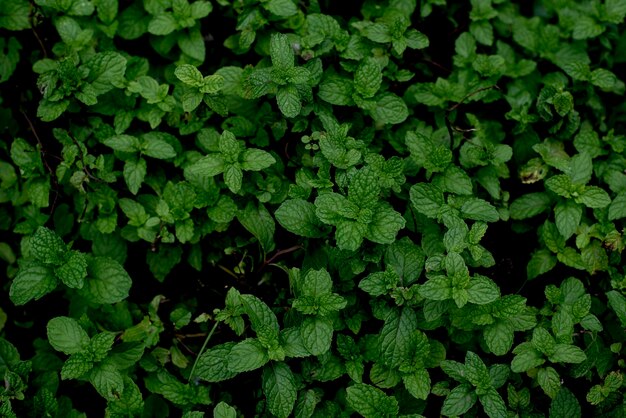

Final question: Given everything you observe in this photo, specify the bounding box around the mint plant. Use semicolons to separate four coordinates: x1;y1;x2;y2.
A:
1;0;626;417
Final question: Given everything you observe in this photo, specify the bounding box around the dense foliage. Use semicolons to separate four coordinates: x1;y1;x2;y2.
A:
1;0;626;416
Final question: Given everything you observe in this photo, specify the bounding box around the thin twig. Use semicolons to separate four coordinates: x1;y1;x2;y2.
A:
29;3;48;58
20;109;59;213
188;321;220;382
69;134;104;183
445;85;501;142
260;245;303;271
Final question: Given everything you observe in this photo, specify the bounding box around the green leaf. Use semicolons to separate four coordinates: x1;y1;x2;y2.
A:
276;85;301;118
466;276;500;305
223;165;243;193
511;343;545;372
82;257;132;304
349;166;381;205
366;205;406;245
479;387;507;418
237;203;275;253
301;317;333;356
419;276;451;301
549;387;581;418
175;64;203;87
275;199;327;238
270;33;294;70
372;93;408;125
354;58;382;98
123;158;147;195
55;250;88;289
410;183;444;218
379;307;417;368
85;52;127;95
335;220;366;251
441;384;477;417
384;238;425;286
47;316;89;355
575;186;610;208
554;200;582;240
460;198;499;222
318;76;354;105
265;0;298;16
104;135;140;153
213;402;237;418
262;363;297;418
607;191;626;220
527;249;557;280
537;367;561;399
567;153;592;185
148;14;177;36
141;133;177;159
61;351;94;380
346;383;399;418
90;362;124;401
31;227;67;265
484;321;514;356
194;343;238;382
403;369;431;400
184;155;225;180
315;193;357;224
241;149;275;171
227;339;269;373
0;0;30;30
9;262;58;305
548;344;586;364
606;290;626;327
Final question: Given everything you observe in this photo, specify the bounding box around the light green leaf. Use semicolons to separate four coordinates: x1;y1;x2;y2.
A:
346;383;399;418
607;191;626;220
409;183;444;218
384;237;425;285
575;186;610;208
460;198;499;222
0;0;31;30
419;276;451;301
184;155;225;180
467;275;500;305
82;257;132;304
141;133;177;159
175;64;204;87
317;76;354;105
262;363;297;418
265;0;298;16
354;58;382;98
567;153;592;185
223;165;243;193
213;402;237;418
227;339;269;373
104;135;140;153
479;387;507;418
241;149;275;171
55;250;88;289
372;93;408;125
349;166;381;205
30;227;67;265
61;351;94;380
554;200;581;240
148;13;177;35
335;220;366;251
9;262;58;305
270;33;294;70
548;344;586;364
315;192;357;224
441;384;477;417
275;199;327;238
511;343;545;372
47;316;89;355
366;205;406;245
123;158;147;195
276;85;301;118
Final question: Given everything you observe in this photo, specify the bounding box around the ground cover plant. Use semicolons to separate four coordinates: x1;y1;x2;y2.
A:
1;0;626;416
